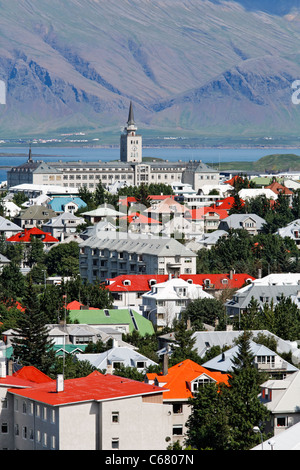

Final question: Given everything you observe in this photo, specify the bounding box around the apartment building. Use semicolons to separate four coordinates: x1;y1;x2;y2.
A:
79;231;197;283
3;370;172;450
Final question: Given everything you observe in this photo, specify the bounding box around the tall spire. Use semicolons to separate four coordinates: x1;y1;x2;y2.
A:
28;143;32;163
127;101;135;126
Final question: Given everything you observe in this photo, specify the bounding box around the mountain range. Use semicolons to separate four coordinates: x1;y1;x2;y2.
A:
2;0;300;145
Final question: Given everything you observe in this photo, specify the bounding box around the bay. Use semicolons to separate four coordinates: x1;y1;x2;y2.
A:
0;146;299;183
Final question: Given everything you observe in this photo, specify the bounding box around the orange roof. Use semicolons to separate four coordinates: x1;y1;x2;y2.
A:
265;181;293;195
188;207;229;220
146;359;230;400
8;370;166;406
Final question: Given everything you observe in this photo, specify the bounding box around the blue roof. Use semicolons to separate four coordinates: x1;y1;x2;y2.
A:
48;197;87;212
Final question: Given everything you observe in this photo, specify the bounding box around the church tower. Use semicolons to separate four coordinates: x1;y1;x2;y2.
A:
120;101;142;163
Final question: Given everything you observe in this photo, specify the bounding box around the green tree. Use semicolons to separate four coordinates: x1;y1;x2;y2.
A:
226;331;270;450
169;319;201;366
45;242;79;276
11;279;55;374
185;382;231;450
182;297;225;330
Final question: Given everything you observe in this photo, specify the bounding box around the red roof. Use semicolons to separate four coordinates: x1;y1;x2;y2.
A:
8;371;166;406
146;359;230;400
0;366;53;388
7;227;59;243
188;207;229;220
105;273;255;292
216;196;244;210
121;212;161;225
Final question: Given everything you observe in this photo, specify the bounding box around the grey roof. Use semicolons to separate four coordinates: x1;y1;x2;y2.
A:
202;340;298;373
277;219;300;238
80;232;197;257
43;212;85;227
16;205;57;220
186;160;218;173
219;213;266;230
0;216;21;232
76;346;157;370
225;284;300;311
192;330;298;358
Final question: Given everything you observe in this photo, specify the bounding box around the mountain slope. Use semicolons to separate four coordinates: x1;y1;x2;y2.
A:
1;0;300;141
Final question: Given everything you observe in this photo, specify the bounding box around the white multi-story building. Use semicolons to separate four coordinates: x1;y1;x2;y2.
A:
79;231;197;283
140;277;214;328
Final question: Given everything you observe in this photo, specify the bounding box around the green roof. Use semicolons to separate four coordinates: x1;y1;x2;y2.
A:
52;344;87;356
68;308;155;336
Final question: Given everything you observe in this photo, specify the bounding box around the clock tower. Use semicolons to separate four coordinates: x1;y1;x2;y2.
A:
120;101;142;163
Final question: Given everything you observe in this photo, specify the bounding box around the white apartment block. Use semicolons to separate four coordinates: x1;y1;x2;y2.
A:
79;232;197;283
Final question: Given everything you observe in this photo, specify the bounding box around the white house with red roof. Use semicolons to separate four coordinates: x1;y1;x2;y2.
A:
3;369;172;450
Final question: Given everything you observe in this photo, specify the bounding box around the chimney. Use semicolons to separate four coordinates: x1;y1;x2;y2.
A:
186;317;191;330
56;374;64;392
229;270;233;280
162;353;169;376
258;268;262;279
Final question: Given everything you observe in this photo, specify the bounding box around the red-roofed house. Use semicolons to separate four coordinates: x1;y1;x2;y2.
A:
7;227;59;247
0;362;54;450
145;359;230;446
4;371;172;450
105;273;255;308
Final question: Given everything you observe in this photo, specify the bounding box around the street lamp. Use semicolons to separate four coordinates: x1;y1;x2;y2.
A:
253;426;263;450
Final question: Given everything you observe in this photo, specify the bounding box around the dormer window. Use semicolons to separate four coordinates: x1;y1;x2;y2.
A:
123;280;131;286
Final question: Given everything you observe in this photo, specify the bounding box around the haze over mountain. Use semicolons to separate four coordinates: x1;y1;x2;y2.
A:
1;0;300;144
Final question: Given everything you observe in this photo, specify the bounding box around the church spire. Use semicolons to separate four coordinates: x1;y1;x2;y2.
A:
127;101;135;126
28;143;32;163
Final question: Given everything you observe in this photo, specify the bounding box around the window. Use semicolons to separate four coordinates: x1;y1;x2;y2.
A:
112;412;119;424
15;424;19;436
51;435;56;449
173;404;183;414
22;426;27;439
277;416;287;427
136;361;146;369
112;438;119;449
1;398;7;409
1;422;8;434
172;425;183;436
22;401;27;414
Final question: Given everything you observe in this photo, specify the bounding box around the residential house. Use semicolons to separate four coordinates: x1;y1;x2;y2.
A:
0;216;22;238
190;330;300;362
218;213;266;235
265;180;293;202
6;227;59;251
225;282;300;321
79;231;197;282
252;420;300;450
76;344;157;373
68;308;155;337
145;359;230;446
140;277;214;329
14;205;57;229
0;254;10;272
276;219;300;247
47;196;87;214
260;370;300;437
188;206;228;233
202;340;298;379
185;230;228;252
0;358;54;450
81;204;124;224
3;368;173;450
41;212;85;241
238;188;278;202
